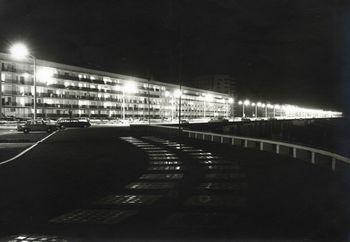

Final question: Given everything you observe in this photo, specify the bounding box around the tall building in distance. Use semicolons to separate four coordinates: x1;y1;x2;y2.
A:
193;74;235;96
0;53;232;119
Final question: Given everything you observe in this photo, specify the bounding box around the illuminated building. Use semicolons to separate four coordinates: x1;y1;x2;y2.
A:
0;52;232;119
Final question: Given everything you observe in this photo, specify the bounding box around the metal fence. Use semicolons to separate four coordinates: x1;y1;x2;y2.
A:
148;125;350;172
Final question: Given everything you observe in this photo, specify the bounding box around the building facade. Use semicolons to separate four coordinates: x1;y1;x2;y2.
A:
0;53;233;119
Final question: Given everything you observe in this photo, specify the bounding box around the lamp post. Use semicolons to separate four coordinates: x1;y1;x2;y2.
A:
122;81;137;121
273;104;280;118
203;93;213;119
0;61;2;117
257;102;262;119
228;98;234;120
238;100;243;117
9;43;37;120
251;102;256;119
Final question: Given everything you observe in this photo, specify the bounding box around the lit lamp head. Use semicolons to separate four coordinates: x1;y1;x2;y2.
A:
238;100;243;105
228;98;234;104
251;102;256;106
257;102;262;107
261;103;266;108
37;67;56;85
9;43;29;60
274;104;280;109
123;81;138;94
173;89;182;98
205;93;213;102
244;100;250;106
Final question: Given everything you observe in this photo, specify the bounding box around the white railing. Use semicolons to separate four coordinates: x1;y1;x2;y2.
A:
146;125;350;171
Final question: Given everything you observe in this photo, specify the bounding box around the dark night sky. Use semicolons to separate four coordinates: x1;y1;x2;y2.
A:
0;0;349;111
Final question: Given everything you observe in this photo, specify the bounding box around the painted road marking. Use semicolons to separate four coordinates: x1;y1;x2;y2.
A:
0;131;58;167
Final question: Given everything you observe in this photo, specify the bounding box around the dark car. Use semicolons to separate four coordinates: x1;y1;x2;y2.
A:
17;120;58;133
57;118;91;129
209;117;229;123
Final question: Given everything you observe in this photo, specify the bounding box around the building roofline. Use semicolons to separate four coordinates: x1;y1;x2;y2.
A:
0;52;231;98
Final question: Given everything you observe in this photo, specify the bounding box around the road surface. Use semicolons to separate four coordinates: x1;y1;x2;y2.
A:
0;127;348;241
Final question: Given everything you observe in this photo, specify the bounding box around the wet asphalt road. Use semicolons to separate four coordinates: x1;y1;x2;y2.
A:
0;127;349;241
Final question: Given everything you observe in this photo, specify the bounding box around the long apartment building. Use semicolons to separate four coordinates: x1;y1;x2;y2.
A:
0;53;232;119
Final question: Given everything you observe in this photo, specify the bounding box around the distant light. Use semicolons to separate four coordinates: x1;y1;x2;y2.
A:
274;104;280;109
173;89;182;98
37;67;56;83
244;100;250;106
257;102;262;107
9;43;29;60
251;102;256;106
123;81;138;94
205;93;213;102
261;103;266;107
228;98;234;104
238;100;243;105
165;91;170;97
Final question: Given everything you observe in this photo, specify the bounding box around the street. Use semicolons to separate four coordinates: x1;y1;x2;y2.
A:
0;127;349;241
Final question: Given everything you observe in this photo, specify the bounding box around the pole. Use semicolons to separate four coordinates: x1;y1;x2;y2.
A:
255;105;258;118
242;104;245;118
265;106;268;118
171;96;174;121
232;102;234;120
122;90;125;120
203;99;206;118
178;86;181;135
148;78;150;125
0;61;2;117
33;56;37;121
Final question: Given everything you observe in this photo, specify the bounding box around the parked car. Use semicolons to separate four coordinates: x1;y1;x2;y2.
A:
209;117;229;123
17;120;58;133
57;118;91;129
241;117;251;122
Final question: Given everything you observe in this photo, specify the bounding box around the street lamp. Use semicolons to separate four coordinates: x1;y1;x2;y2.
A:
251;102;258;119
122;81;138;121
173;89;182;120
238;100;250;118
273;104;280;118
228;98;234;120
203;93;213;119
9;43;37;120
261;103;266;118
243;99;250;118
257;102;262;118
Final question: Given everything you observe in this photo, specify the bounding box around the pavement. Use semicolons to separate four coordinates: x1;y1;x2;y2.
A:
0;127;349;241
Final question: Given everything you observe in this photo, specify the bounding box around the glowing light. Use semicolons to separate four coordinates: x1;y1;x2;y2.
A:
204;93;213;102
244;100;250;106
165;91;170;97
228;98;234;104
123;81;138;94
37;67;56;84
238;100;243;105
257;102;262;107
173;89;182;98
9;43;29;60
251;102;256;106
274;104;280;109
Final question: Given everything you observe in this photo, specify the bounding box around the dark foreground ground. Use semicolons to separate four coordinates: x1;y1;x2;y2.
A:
0;127;349;241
